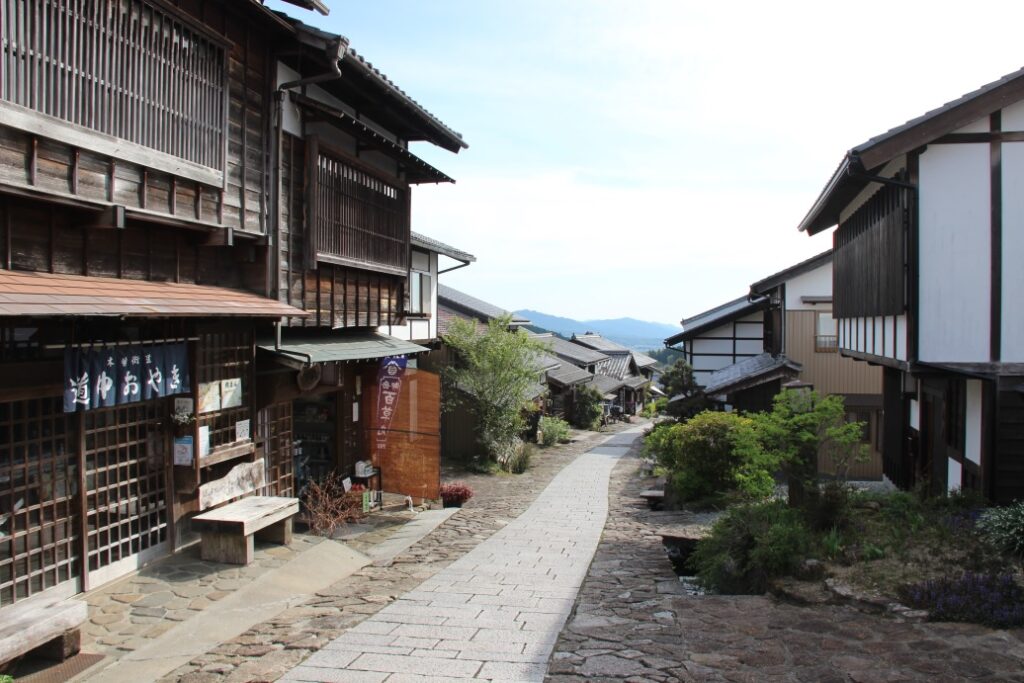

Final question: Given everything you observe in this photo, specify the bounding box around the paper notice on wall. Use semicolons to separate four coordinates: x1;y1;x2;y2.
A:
198;425;211;457
220;377;243;409
197;382;221;414
235;419;250;442
173;436;194;466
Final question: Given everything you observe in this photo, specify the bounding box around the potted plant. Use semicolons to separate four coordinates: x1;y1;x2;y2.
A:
439;482;474;508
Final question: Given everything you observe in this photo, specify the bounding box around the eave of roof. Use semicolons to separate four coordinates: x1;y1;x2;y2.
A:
411;232;476;264
750;250;832;296
279;15;467;153
703;353;802;396
666;295;765;346
291;94;454;184
437;285;527;324
0;270;308;318
799;65;1024;235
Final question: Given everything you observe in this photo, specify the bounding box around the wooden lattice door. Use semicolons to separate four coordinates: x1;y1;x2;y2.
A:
0;397;80;606
83;402;168;588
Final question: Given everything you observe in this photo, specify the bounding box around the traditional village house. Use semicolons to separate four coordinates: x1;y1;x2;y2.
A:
527;333;601;419
569;333;655;416
0;0;465;664
797;67;1024;501
250;12;466;507
666;251;885;479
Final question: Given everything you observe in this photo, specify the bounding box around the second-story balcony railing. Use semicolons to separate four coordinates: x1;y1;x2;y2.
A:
1;0;227;173
815;335;839;353
311;141;410;276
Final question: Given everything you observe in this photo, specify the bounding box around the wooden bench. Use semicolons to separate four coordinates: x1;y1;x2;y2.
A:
192;496;299;565
639;489;665;510
0;594;87;667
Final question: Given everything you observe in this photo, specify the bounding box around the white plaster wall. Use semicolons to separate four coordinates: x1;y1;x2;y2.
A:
909;398;920;431
917;143;991;362
784;261;832;311
947;458;963;493
965;379;983;465
736;339;764;355
954;117;990;134
1002;141;1024;360
1003;101;1024;130
379;252;438;342
692;338;736;355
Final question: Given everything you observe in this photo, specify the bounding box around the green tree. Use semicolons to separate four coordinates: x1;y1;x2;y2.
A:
750;389;866;511
442;315;547;464
659;359;706;418
571;384;604;430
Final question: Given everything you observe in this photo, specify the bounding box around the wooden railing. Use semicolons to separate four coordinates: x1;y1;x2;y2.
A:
311;143;410;275
0;0;226;170
815;335;839;353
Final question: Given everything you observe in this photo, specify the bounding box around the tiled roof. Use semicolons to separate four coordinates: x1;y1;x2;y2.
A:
632;351;659;368
438;285;530;325
590;374;625;398
411;232;475;264
276;14;467;152
602;354;633;380
750;250;832;296
799;66;1024;234
546;362;592;388
571;333;630;354
0;270;307;318
530;333;609;366
703;353;802;396
667;295;765;346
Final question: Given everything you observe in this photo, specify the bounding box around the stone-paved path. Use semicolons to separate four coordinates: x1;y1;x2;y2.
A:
160;421;640;682
547;448;1024;682
279;428;644;683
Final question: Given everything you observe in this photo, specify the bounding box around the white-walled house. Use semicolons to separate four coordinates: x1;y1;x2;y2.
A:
668;251;884;478
379;232;475;343
798;66;1024;501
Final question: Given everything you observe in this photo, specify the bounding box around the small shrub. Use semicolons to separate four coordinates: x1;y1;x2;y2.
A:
497;439;533;473
977;502;1024;560
303;472;365;537
439;481;474;507
689;500;813;594
538;416;571;447
650;411;778;503
901;572;1024;628
571;385;604;430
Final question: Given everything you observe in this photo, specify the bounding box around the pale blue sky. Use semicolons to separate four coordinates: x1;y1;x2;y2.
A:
268;0;1024;326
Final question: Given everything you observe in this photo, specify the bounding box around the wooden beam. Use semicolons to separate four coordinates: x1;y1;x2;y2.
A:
202;226;233;247
76;205;126;230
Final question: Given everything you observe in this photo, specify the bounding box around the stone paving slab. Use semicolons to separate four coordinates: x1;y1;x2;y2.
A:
546;449;1024;683
364;508;461;567
280;427;645;683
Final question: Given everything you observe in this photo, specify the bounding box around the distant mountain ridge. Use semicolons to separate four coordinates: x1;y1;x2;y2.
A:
516;310;680;352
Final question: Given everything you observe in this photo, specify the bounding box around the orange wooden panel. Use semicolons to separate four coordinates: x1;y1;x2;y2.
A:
366;368;441;502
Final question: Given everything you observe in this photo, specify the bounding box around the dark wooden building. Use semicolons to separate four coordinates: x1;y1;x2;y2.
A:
798;66;1024;500
0;0;465;635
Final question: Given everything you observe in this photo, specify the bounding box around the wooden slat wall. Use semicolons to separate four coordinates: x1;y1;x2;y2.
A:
0;0;273;235
0;195;256;291
280;135;405;330
313;149;410;272
834;183;908;318
785;311;883;396
0;0;226;169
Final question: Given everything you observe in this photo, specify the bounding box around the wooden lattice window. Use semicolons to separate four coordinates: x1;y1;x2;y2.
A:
259;401;293;497
0;0;227;170
83;401;167;573
0;396;79;605
312;141;410;275
195;328;252;452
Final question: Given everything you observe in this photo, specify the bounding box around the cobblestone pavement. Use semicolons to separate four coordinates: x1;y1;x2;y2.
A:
547;452;1024;683
279;428;644;683
160;421;640;683
80;534;323;656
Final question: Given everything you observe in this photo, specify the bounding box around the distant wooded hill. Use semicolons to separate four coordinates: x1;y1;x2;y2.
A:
516;310;681;352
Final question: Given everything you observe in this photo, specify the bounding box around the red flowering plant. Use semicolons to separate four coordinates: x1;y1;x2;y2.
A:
439;482;474;507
